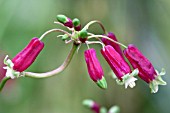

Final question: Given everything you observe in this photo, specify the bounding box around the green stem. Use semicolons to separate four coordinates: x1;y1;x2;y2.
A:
83;20;106;34
39;28;72;40
0;77;10;92
24;42;79;78
88;35;127;48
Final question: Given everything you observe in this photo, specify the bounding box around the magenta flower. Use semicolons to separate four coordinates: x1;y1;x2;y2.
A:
83;99;100;113
101;45;138;88
57;15;73;28
102;32;123;57
124;44;166;93
84;48;107;89
3;38;44;79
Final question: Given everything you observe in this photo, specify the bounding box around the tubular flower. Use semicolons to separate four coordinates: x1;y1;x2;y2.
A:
84;48;107;89
56;14;73;28
3;38;44;79
124;44;166;93
101;45;138;88
83;99;100;113
102;32;123;57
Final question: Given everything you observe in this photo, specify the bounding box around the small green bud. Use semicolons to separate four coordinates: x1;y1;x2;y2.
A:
79;29;88;38
82;100;94;108
108;106;120;113
100;107;107;113
56;15;67;23
73;18;80;27
61;34;69;41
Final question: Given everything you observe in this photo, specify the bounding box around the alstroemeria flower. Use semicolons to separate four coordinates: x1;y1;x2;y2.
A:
102;32;123;57
83;99;100;113
57;14;73;28
3;38;44;79
124;44;166;93
84;48;107;89
101;45;138;88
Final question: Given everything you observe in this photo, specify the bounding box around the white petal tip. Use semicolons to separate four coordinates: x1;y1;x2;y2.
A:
125;77;137;89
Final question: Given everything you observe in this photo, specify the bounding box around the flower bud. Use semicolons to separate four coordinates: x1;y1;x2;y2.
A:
124;44;166;93
79;29;88;43
84;48;107;89
101;45;138;88
61;34;69;41
3;38;44;79
56;14;73;28
83;99;100;113
73;18;81;31
108;106;120;113
100;107;107;113
102;32;123;57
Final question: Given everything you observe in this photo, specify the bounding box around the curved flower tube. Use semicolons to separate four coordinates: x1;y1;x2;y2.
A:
101;45;138;88
84;48;107;89
124;44;166;93
3;38;44;79
102;32;123;57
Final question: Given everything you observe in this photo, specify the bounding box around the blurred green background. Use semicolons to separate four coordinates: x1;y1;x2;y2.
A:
0;0;170;113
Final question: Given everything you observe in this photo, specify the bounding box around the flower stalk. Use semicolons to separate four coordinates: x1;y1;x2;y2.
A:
82;20;106;34
24;42;78;78
0;77;10;92
88;35;127;49
0;43;78;92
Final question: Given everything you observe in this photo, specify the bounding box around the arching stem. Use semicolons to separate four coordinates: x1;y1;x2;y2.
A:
83;20;106;34
24;42;79;78
0;77;10;92
54;21;73;31
86;41;105;48
88;35;127;48
39;29;72;40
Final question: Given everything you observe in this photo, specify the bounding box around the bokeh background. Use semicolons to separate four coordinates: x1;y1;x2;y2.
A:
0;0;170;113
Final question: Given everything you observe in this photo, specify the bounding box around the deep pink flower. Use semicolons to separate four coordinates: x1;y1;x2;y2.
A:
124;44;166;93
102;32;123;57
101;45;138;88
83;100;100;113
12;38;44;72
4;38;44;79
84;48;107;89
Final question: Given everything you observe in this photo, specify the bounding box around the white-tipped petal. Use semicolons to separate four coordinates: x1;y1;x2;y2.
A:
3;55;20;79
125;77;137;89
5;67;15;79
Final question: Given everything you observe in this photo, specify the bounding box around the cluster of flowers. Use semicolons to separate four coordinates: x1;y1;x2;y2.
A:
2;14;166;93
84;32;166;93
83;99;120;113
